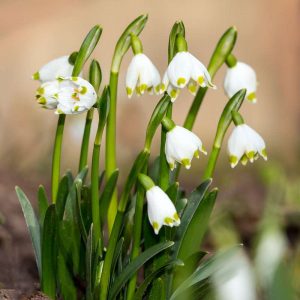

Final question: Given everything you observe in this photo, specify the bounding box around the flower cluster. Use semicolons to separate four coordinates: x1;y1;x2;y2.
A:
33;56;97;114
126;35;215;102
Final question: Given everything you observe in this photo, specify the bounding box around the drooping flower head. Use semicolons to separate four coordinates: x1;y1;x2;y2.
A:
32;55;75;83
125;34;161;98
161;35;216;102
227;111;267;168
138;174;180;234
35;77;97;114
162;117;207;170
224;58;257;103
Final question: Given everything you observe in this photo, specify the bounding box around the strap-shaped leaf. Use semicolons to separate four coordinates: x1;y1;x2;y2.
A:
171;180;212;261
99;169;119;222
170;246;240;300
149;277;166;300
56;175;69;220
86;224;94;300
134;259;183;300
41;205;57;299
37;185;49;227
108;241;174;299
75;179;88;242
16;187;41;277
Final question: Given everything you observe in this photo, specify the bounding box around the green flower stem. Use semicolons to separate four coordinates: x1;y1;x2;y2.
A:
203;89;246;180
100;150;149;300
106;71;119;233
51;114;66;203
91;126;104;257
175;26;238;180
202;145;220;180
78;108;94;172
126;165;147;300
159;104;173;190
232;110;244;125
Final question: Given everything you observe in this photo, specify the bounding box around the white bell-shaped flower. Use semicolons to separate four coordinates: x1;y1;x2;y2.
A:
55;77;97;114
36;80;60;109
163;117;206;170
35;77;97;114
146;186;180;234
126;53;161;98
162;46;216;102
228;123;267;168
224;62;257;103
33;55;74;83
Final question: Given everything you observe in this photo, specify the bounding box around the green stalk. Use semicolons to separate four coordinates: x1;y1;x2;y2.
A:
105;14;148;233
159;104;172;190
78;60;102;172
174;26;238;180
126;165;147;300
91;123;104;257
203;89;246;180
106;71;118;233
51;114;66;203
78;109;94;172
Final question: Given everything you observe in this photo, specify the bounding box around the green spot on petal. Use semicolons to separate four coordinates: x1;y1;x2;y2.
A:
37;97;46;105
152;222;159;230
170;89;177;98
247;92;257;103
160;83;166;91
71;76;78;81
126;87;133;96
173;213;179;221
241;154;248;166
188;84;197;94
177;77;186;86
198;76;205;85
164;217;173;225
36;87;44;95
155;85;160;93
246;150;255;161
194;150;200;159
139;84;148;93
261;148;268;160
74;105;79;112
79;86;87;94
32;72;40;80
181;158;191;169
229;155;238;168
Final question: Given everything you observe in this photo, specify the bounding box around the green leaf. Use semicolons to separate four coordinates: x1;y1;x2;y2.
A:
111;237;124;278
75;180;88;243
72;25;103;77
37;185;49;227
149;277;166;300
56;175;69;220
57;251;77;300
172;188;217;289
168;21;185;63
175;198;188;215
41;205;57;299
144;94;171;150
16;186;41;277
134;260;183;300
170;246;240;300
177;188;218;261
97;86;110;134
108;241;174;299
171;180;212;261
111;14;148;72
166;182;179;204
99;169;119;222
86;224;94;300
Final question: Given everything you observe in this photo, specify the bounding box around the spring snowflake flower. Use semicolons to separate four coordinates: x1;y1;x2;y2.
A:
146;186;180;234
125;34;161;98
35;77;97;114
224;62;257;103
228;123;267;168
36;80;60;109
126;54;161;98
161;36;215;102
162;117;206;170
138;174;180;234
32;55;74;83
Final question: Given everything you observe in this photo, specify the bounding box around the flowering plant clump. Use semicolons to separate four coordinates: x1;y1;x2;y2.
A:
16;16;267;300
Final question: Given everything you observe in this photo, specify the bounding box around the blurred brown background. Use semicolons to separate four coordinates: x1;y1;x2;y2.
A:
0;0;299;292
0;0;299;177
